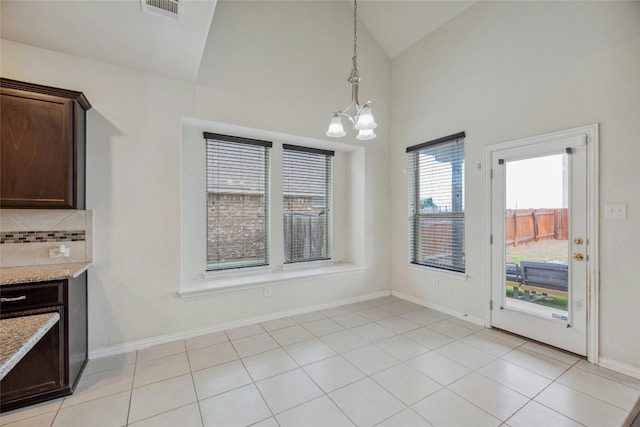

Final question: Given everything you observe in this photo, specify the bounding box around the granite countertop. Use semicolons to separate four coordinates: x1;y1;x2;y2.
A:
0;263;91;286
0;312;60;379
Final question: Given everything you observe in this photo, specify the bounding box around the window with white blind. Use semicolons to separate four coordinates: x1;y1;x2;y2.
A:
283;144;333;263
205;132;271;271
407;132;465;273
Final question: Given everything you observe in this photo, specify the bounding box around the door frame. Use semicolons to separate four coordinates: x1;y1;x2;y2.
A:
484;124;599;362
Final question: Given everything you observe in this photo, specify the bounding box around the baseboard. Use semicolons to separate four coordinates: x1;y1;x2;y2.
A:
391;290;485;327
598;357;640;380
89;290;391;359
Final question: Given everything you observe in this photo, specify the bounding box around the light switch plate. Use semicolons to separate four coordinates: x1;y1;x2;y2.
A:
604;204;626;219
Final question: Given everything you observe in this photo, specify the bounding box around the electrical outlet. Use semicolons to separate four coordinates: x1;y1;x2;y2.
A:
432;279;440;289
604;204;627;220
49;248;63;258
263;286;272;297
49;245;70;258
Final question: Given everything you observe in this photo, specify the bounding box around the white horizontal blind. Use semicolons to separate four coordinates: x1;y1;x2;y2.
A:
205;133;271;271
407;133;465;273
283;144;333;263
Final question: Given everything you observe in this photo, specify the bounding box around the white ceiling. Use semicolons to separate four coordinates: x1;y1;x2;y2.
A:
0;0;217;81
0;0;475;81
351;1;476;58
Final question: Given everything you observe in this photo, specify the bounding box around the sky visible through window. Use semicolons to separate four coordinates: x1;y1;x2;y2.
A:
419;154;464;211
418;152;565;211
506;154;566;210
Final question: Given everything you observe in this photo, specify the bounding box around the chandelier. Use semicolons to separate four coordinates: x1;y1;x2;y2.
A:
326;0;377;140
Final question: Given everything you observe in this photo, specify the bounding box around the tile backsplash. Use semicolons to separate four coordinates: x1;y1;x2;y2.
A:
0;210;93;267
0;230;86;244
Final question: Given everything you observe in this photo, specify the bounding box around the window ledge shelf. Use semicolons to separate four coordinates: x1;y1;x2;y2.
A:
179;263;367;298
405;263;468;281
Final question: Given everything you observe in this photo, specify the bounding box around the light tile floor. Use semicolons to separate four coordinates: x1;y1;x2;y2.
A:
2;296;639;427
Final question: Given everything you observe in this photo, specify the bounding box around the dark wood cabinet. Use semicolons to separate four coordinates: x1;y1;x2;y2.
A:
0;272;88;412
0;78;91;209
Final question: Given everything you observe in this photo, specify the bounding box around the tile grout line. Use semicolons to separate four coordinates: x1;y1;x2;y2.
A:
229;326;280;426
290;304;419;424
47;401;63;427
184;340;206;427
419;333;515;425
124;350;140;426
132;339;232;424
6;296;638;426
572;362;640;391
141;309;631;425
228;302;518;426
259;316;356;424
553;373;640;413
53;332;573;427
255;309;405;425
393;315;557;425
499;353;591;426
526;382;589;426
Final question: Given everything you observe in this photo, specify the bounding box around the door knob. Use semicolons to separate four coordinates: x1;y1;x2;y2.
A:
574;237;583;245
573;253;584;261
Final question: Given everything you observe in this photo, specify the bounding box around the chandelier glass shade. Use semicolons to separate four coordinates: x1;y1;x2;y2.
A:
326;0;377;141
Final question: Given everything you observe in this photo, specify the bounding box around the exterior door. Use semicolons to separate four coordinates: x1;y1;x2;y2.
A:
490;134;589;355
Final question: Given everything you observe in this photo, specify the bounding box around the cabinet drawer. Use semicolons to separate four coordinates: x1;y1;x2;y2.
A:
0;282;63;313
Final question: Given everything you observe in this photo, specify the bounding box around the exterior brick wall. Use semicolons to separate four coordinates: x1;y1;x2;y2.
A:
207;193;267;265
207;193;327;267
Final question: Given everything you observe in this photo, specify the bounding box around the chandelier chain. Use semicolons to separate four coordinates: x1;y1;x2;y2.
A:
326;0;376;140
351;0;358;78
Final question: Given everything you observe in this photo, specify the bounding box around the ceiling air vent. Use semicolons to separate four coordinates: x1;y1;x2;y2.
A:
141;0;183;21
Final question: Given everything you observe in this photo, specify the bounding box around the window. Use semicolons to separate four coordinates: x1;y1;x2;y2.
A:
283;144;333;263
407;132;465;273
205;133;271;271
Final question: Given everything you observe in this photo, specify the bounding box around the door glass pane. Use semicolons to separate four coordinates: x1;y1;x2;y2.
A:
503;153;569;321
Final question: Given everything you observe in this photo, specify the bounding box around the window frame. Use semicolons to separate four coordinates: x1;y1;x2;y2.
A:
181;120;367;297
282;144;334;264
407;132;466;273
204;132;272;272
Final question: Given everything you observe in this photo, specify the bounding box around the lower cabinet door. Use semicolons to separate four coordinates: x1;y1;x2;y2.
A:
0;314;63;407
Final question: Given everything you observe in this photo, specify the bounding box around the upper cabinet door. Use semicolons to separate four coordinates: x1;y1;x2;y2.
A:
1;90;73;208
0;79;90;209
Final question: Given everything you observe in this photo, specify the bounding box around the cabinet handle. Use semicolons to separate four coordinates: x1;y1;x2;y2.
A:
1;295;27;302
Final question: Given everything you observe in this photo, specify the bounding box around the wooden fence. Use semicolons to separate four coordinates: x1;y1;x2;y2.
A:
284;213;327;262
506;208;567;246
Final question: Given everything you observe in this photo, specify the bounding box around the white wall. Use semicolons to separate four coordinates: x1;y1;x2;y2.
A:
0;0;390;352
390;1;640;373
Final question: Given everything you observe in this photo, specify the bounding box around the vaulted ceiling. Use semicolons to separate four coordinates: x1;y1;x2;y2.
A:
349;1;475;58
0;0;475;82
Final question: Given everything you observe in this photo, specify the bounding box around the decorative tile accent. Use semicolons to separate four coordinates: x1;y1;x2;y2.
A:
0;209;93;267
0;230;86;244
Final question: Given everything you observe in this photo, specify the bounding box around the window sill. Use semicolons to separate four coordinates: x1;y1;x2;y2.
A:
179;263;368;298
405;263;468;281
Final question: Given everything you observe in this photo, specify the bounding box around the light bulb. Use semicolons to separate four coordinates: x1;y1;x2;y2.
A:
357;128;376;140
326;114;346;137
355;105;377;130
